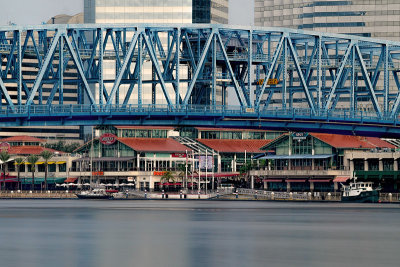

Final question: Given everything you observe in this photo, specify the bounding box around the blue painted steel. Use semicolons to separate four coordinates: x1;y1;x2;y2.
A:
0;24;400;136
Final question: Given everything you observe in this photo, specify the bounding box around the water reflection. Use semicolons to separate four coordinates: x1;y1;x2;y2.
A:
0;200;399;267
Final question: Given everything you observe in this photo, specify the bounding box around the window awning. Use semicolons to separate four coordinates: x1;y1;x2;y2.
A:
309;179;331;183
64;178;78;183
56;161;66;164
263;179;282;182
257;154;334;160
333;176;350;182
286;179;307;183
73;157;135;162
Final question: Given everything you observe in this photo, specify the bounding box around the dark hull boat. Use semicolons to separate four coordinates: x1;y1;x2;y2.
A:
342;190;379;203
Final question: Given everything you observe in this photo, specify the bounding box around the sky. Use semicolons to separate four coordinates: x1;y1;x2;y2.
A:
0;0;254;26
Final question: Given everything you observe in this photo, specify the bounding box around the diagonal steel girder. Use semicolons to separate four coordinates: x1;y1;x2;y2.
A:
26;31;62;106
255;35;285;107
143;32;173;106
183;30;214;106
324;41;354;112
355;44;382;118
216;32;249;107
287;36;316;114
107;31;140;106
63;34;97;106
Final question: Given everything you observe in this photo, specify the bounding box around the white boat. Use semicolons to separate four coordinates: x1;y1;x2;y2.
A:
76;188;111;199
341;178;380;203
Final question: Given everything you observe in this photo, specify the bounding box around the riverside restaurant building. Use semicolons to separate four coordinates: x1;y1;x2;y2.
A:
250;133;399;192
1;136;79;190
69;126;283;191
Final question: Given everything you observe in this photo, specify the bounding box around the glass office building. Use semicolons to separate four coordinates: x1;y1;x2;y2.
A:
255;0;400;41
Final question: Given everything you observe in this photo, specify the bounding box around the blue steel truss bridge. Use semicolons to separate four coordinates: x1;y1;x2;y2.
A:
1;24;400;137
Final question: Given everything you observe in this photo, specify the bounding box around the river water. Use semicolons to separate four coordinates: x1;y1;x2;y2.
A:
0;200;399;267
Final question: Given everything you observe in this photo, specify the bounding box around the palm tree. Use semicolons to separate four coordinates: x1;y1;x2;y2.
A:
40;150;54;191
27;155;40;191
14;157;25;191
0;151;11;192
160;171;175;191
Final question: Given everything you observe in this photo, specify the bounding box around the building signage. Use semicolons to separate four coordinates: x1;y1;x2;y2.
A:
172;153;187;158
257;78;279;85
0;142;10;152
153;171;166;176
292;132;309;140
92;171;104;176
99;133;117;145
127;177;135;182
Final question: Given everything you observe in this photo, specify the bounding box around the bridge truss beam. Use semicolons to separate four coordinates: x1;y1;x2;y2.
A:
1;24;400;136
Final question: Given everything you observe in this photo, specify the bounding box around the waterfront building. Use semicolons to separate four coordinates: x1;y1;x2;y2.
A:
251;132;398;192
1;136;79;190
69;126;280;191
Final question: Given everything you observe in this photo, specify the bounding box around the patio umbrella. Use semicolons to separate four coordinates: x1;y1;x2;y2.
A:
119;183;126;186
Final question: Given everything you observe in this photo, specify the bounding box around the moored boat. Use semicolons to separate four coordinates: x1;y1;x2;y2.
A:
341;178;380;203
76;188;111;199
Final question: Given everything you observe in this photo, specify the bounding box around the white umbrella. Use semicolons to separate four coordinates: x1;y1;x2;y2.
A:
120;183;126;186
61;184;67;187
99;183;105;186
68;183;76;186
106;183;113;187
83;183;91;186
55;184;61;187
114;184;120;187
127;183;134;186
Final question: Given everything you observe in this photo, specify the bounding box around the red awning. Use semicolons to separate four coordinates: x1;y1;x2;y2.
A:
189;173;240;178
64;178;78;183
333;176;350;182
309;179;331;183
263;179;282;182
286;179;307;183
161;183;182;186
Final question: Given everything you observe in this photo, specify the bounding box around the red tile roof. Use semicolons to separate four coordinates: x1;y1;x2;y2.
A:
197;139;272;153
311;133;395;149
195;127;278;132
115;126;175;130
8;146;61;155
0;135;46;143
118;138;191;153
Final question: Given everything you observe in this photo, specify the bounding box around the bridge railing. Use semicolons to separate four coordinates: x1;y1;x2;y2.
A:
0;104;396;124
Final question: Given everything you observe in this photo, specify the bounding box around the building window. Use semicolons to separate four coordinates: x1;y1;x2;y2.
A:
368;159;379;171
354;159;364;171
383;159;394;171
292;137;312;155
59;163;67;172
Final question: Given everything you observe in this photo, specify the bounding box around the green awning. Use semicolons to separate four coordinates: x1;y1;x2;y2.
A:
21;177;66;185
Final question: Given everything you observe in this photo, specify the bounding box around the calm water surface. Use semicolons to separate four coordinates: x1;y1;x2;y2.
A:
0;200;399;267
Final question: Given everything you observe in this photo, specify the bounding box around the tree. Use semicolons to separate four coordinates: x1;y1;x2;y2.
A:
160;171;175;190
40;150;54;191
14;157;25;191
27;155;40;191
0;151;11;191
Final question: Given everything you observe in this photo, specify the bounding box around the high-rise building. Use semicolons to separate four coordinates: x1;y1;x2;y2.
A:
84;0;229;24
255;0;400;41
84;0;229;106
